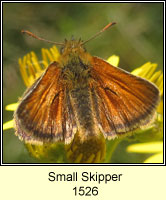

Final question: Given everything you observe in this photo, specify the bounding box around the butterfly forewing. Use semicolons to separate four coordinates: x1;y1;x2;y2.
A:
14;62;76;144
91;56;160;138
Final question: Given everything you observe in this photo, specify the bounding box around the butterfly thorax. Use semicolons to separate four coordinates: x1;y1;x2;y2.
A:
59;40;92;89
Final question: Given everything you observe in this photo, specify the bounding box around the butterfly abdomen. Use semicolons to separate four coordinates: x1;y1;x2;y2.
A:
69;86;99;141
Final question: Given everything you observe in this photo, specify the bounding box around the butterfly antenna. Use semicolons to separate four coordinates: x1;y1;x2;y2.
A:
82;22;116;45
21;30;64;46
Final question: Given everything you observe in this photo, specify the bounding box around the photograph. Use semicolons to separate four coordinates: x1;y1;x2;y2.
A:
3;2;163;164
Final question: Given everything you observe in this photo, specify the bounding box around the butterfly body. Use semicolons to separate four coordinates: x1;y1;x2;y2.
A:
14;39;160;144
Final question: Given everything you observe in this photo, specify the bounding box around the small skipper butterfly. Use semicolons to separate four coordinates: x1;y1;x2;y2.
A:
14;22;160;144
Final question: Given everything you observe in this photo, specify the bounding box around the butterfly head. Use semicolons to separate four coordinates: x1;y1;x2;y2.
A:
60;39;84;55
59;39;92;67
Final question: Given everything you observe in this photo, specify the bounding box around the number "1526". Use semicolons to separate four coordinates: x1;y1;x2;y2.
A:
73;186;98;196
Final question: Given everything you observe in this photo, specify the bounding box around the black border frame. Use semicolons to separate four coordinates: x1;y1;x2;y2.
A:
1;0;165;166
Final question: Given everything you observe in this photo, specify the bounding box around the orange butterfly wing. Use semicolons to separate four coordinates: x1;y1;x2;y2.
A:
14;61;76;144
91;56;160;139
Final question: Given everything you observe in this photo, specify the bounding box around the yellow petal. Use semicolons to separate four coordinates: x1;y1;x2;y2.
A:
131;62;151;76
127;142;163;153
19;58;30;87
5;103;18;111
93;151;101;163
41;48;49;67
86;154;95;163
50;46;60;61
144;152;163;163
150;71;162;83
3;120;14;130
31;52;42;72
107;55;119;67
42;48;54;63
74;153;83;163
131;62;158;80
157;100;163;115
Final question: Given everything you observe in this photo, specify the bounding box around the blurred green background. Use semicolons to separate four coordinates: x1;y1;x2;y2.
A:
3;2;163;163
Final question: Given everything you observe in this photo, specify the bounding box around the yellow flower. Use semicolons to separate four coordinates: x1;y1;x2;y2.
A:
66;132;106;163
3;46;163;163
126;62;163;163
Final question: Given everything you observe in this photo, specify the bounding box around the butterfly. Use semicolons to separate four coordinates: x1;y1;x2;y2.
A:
14;22;160;145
